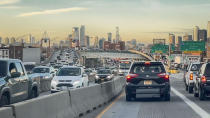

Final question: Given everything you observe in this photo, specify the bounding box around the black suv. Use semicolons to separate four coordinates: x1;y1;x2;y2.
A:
194;63;210;100
125;62;170;101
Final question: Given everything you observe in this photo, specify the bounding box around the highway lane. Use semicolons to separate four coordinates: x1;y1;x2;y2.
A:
85;72;210;118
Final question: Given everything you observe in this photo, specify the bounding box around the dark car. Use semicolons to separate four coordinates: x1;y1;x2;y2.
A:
125;62;170;101
95;69;113;83
194;63;210;100
0;59;40;107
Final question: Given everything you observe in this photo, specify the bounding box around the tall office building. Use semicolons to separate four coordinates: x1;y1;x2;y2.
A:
116;27;120;43
193;26;199;41
99;38;105;49
10;37;16;44
80;25;85;47
169;34;175;45
183;34;193;41
108;33;112;42
72;27;79;47
85;36;90;48
208;21;210;43
198;29;207;42
0;37;2;44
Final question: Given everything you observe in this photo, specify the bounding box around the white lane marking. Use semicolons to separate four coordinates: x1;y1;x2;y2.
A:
171;87;210;118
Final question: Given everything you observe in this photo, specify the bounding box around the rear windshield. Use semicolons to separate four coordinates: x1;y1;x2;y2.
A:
190;64;202;71
205;64;210;75
0;61;7;77
130;63;165;74
33;68;50;73
24;65;35;72
119;63;131;69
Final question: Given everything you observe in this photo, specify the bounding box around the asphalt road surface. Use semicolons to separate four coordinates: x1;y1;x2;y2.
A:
84;72;210;118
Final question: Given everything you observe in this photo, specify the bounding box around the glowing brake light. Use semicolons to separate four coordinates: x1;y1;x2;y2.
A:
190;73;193;80
201;76;207;83
145;62;151;65
126;74;139;82
158;73;169;81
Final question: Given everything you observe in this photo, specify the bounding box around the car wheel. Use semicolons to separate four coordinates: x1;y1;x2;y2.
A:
126;95;131;101
164;93;170;101
30;88;38;99
199;88;205;100
188;86;193;93
0;94;9;107
193;85;199;97
185;84;188;91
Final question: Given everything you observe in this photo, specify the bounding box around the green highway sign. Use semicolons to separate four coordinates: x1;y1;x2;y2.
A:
180;41;205;51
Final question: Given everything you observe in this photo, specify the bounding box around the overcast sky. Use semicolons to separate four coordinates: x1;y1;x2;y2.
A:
0;0;210;43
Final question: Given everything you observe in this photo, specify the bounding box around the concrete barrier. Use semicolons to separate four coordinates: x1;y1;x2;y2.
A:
0;76;125;118
13;91;74;118
70;85;104;117
100;80;115;103
0;107;14;118
40;79;51;92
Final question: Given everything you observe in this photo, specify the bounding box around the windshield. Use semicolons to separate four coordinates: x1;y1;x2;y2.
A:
0;61;7;77
33;68;50;73
119;62;131;69
24;65;35;72
97;70;111;74
190;64;202;71
57;68;81;76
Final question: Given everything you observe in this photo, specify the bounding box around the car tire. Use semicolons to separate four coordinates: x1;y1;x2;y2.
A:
164;93;170;101
30;88;38;99
126;95;131;101
193;85;199;97
188;86;193;93
199;88;205;100
185;84;188;91
0;94;9;107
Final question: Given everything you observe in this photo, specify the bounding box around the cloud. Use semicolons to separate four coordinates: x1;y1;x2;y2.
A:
0;0;20;5
17;7;87;17
0;6;20;9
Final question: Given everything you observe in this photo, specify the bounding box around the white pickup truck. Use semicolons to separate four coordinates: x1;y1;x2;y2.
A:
184;62;202;93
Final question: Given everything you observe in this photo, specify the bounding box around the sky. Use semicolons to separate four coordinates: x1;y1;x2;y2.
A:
0;0;210;44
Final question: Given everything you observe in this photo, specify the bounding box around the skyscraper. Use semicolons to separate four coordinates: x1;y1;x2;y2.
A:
116;27;120;43
72;27;79;46
177;36;182;50
198;29;207;42
183;34;192;41
207;21;210;43
193;26;199;41
80;25;85;47
169;34;175;45
85;36;90;48
108;33;112;42
99;38;105;49
0;37;2;44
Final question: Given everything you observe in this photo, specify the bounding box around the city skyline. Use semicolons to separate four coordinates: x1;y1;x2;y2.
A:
1;0;210;43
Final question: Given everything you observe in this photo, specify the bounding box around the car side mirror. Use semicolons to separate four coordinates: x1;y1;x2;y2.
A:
82;74;87;77
11;72;21;78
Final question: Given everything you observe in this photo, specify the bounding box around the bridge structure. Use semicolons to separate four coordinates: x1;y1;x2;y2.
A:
79;50;153;61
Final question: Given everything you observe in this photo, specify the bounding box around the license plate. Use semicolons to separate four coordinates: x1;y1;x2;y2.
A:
60;86;68;90
144;80;152;85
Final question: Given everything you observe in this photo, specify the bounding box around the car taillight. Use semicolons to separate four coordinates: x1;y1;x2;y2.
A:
201;76;207;83
190;73;193;80
158;73;169;81
126;74;139;82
